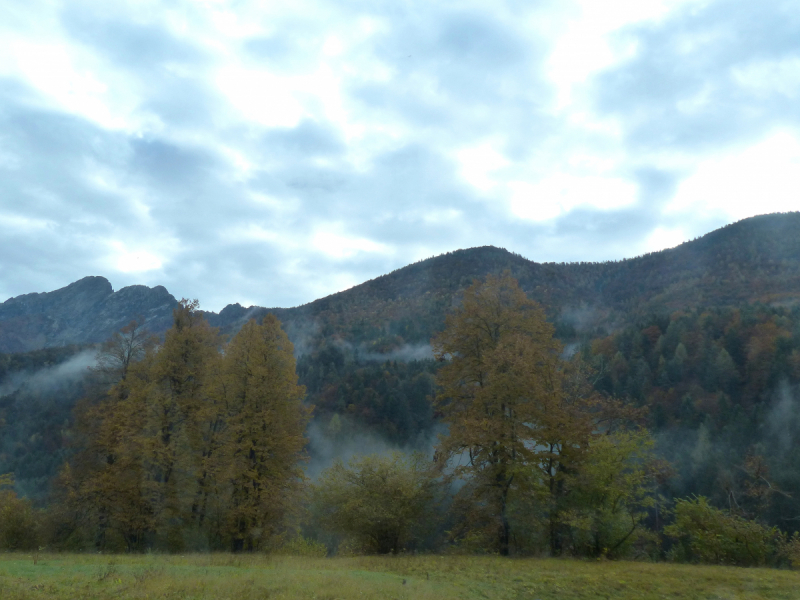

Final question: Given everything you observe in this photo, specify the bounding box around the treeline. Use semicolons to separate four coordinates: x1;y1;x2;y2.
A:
37;302;307;552
3;277;800;568
587;304;800;530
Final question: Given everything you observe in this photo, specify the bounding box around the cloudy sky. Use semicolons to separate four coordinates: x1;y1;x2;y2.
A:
1;0;799;311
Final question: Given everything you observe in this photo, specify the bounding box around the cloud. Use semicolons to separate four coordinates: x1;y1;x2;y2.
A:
593;0;800;152
0;0;797;311
0;350;96;398
667;131;800;221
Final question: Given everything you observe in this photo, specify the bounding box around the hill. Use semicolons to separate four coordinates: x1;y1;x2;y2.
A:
0;277;177;354
2;212;799;354
207;212;800;350
3;212;800;511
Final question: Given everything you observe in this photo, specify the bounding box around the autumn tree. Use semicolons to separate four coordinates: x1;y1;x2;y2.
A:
433;274;647;556
312;452;437;554
215;316;310;551
120;299;222;550
0;474;40;550
60;304;310;552
55;319;159;550
433;273;563;555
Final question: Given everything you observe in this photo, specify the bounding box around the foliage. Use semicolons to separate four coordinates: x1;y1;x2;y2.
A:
780;531;800;569
664;496;784;566
312;452;438;554
56;302;309;552
433;274;648;557
0;474;40;551
213;315;311;551
433;273;564;555
562;429;666;558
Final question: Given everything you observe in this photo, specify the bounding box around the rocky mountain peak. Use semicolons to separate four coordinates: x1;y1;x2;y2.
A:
0;277;177;353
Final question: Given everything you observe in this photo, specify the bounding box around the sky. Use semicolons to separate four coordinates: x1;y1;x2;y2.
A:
1;0;799;311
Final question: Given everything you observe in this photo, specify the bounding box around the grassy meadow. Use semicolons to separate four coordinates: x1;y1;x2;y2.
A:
0;553;798;600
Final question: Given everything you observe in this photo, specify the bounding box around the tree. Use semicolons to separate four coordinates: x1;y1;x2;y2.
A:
59;307;310;552
123;299;222;550
312;452;437;554
433;273;644;556
0;474;40;550
58;300;221;551
92;318;157;386
216;316;311;551
562;429;666;558
56;320;160;551
432;273;563;555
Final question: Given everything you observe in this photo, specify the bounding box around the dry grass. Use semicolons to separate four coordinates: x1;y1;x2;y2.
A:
0;552;798;599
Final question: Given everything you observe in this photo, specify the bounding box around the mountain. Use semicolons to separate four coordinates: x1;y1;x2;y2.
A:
3;212;800;510
2;212;800;354
206;212;800;349
0;277;177;354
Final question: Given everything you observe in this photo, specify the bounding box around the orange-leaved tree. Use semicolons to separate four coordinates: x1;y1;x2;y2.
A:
433;273;563;555
433;273;635;556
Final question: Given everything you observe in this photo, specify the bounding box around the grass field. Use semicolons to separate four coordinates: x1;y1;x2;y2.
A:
0;553;798;599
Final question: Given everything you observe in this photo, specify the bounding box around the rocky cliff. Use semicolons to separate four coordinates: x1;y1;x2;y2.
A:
0;277;178;353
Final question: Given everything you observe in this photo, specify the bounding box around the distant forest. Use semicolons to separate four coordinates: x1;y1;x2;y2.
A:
2;213;800;565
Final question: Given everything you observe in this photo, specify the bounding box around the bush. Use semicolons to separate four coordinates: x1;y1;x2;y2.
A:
279;534;328;557
312;452;439;554
665;496;782;566
0;474;41;551
780;531;800;569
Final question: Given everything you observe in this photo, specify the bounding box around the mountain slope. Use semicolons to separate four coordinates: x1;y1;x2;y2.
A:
2;212;799;353
0;277;177;353
208;212;800;348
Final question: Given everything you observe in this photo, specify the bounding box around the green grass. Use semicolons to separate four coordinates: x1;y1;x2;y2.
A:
0;553;798;599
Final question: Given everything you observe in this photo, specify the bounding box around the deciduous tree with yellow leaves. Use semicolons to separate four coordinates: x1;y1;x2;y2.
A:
433;273;649;556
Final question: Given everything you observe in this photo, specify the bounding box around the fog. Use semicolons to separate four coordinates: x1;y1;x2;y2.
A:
0;350;97;399
304;414;440;480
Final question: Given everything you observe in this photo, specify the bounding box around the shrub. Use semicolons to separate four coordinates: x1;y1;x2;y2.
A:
0;474;41;551
780;531;800;569
665;496;782;566
312;452;439;554
279;534;328;557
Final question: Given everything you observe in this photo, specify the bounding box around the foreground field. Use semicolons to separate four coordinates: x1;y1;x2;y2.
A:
0;553;798;600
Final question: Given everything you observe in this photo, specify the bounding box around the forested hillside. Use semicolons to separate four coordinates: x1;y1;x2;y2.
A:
1;212;800;555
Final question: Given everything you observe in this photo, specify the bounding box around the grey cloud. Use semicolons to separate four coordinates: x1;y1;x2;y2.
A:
349;7;551;136
632;167;680;206
259;120;345;158
0;96;138;228
60;6;208;71
129;137;220;191
594;0;800;151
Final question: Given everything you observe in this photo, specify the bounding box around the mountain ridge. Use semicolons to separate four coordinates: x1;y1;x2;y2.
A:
2;212;800;353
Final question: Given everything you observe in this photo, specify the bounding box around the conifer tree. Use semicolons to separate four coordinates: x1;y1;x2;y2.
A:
63;305;310;552
218;316;310;551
